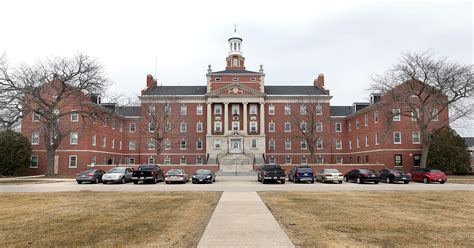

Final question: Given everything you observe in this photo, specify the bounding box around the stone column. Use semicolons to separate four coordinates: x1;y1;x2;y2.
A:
243;102;248;134
260;103;265;135
224;102;229;133
206;103;212;135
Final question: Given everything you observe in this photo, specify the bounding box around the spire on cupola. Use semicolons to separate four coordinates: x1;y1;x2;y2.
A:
226;24;245;70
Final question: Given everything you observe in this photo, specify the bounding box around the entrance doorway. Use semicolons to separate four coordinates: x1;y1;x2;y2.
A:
230;139;242;153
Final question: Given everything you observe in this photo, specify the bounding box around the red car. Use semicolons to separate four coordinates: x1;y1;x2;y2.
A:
411;168;447;184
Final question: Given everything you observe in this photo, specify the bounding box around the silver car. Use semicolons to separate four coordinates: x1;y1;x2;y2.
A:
102;167;133;184
315;169;344;183
165;169;189;184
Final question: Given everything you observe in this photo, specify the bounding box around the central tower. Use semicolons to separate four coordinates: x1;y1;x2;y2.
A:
226;27;246;70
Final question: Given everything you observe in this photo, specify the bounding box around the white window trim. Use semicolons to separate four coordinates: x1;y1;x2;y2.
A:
431;109;439;121
214;104;222;115
232;121;240;131
70;132;78;145
375;134;380;145
285;122;291;132
130;123;136;133
250;105;257;115
374;111;379;124
268;105;275;115
70;110;79;122
32;112;40;122
180;157;187;165
250;121;258;132
180;105;187;115
30;155;39;168
196;139;203;150
364;115;369;126
393;131;402;144
180;122;187;133
285;139;292;150
129;140;136;150
196;122;203;132
68;155;78;168
301;139;308;150
315;104;323;115
284;105;291;115
197;105;203;115
412;131;421;144
92;134;96;146
269;122;275;132
251;139;258;149
336;140;342;150
269;139;276;150
392;109;401;122
180;140;187;150
214;139;221;150
335;122;342;132
32;132;40;145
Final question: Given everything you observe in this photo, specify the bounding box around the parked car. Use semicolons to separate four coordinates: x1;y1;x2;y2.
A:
379;168;411;184
102;167;133;184
192;169;216;184
132;164;164;184
165;169;189;184
257;164;286;184
411;168;447;184
315;169;343;183
344;169;380;184
288;166;315;183
76;169;106;184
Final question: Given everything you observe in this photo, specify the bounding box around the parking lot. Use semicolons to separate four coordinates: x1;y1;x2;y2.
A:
1;176;474;192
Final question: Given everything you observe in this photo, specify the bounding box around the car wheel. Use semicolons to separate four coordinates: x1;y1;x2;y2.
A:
257;176;261;182
311;179;315;184
404;181;409;184
339;181;343;184
344;176;348;182
77;181;82;184
152;177;157;184
293;177;297;183
374;181;379;184
133;180;138;184
440;181;446;184
121;177;126;184
386;177;391;184
103;181;107;184
356;177;362;184
95;178;99;184
281;179;285;184
321;178;325;183
192;181;196;184
262;179;266;184
423;177;429;184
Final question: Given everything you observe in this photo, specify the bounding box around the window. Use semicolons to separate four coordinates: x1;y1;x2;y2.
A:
269;122;275;132
165;122;171;132
164;156;171;165
269;156;276;164
180;122;187;133
349;140;352;149
129;140;136;150
111;119;115;129
285;139;292;150
414;154;421;166
103;116;108;127
180;157;186;165
364;115;368;126
196;157;203;165
393;131;402;144
317;139;323;149
130;123;136;132
69;155;78;168
164;105;171;115
91;156;96;164
394;154;402;166
92;113;97;124
250;104;257;115
232;77;239;81
119;122;123;132
232;104;240;115
214;121;222;133
129;158;135;164
285;156;292;164
148;139;155;150
284;105;291;115
32;132;39;145
300;104;307;115
301;156;307;164
180;140;186;150
69;132;78;145
148;105;156;115
30;155;39;168
111;138;115;149
411;109;419;121
348;123;352;131
250;121;258;132
70;111;79;122
215;77;221;81
269;139;275;150
315;104;323;115
196;139;203;150
335;122;342;132
336;157;343;164
392;109;401;121
365;136;369;147
317;155;323;164
356;137;360;148
301;139;307;149
365;155;369;164
197;105;203;115
214;139;221;149
374;111;379;123
32;112;40;122
232;121;240;131
165;139;171;150
119;140;122;150
300;121;307;132
148;157;155;164
412;132;420;144
349;157;353;163
180;105;187;115
251;139;257;149
336;140;342;150
285;122;291;132
196;122;203;132
355;120;360;129
92;134;96;146
316;122;323;132
102;136;106;147
214;104;222;115
268;105;275;115
430;109;439;121
149;123;155;132
375;133;380;145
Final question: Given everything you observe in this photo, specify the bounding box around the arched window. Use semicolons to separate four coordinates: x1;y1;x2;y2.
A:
233;57;238;67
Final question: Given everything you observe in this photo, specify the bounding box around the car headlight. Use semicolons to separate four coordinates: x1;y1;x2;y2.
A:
206;175;211;178
192;175;196;178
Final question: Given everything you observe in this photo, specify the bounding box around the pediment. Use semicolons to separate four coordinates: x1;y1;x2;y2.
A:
207;83;264;97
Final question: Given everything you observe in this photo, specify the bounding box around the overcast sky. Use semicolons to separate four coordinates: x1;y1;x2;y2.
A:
1;0;472;135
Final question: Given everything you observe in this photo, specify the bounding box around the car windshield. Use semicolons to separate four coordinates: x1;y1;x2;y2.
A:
82;169;95;173
263;165;282;170
138;165;155;171
196;169;211;175
167;169;183;175
428;169;442;173
108;168;125;173
297;168;313;173
325;169;339;173
359;169;374;173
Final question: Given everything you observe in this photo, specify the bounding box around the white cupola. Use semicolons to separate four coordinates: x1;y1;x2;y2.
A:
228;25;243;56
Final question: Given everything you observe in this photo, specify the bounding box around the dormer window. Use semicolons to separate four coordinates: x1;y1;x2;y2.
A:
215;77;221;81
232;78;239;82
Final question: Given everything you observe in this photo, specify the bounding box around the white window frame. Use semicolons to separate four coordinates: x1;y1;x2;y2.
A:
92;134;96;146
70;132;78;145
70;110;79;122
165;139;171;150
164;156;171;165
32;132;39;145
412;131;421;144
214;104;222;115
180;140;186;150
393;131;402;144
119;140;122;150
30;155;39;168
130;123;136;133
285;156;292;164
251;139;257;149
214;121;222;133
148;139;155;150
365;136;369;147
335;122;342;132
375;133;380;145
284;105;291;115
111;138;115;149
356;137;360;148
232;104;240;115
268;105;275;115
392;109;401;122
32;112;40;122
129;158;136;164
316;122;323;132
285;122;291;132
214;139;221;149
250;121;258;132
269;122;275;132
269;139;275;150
180;157;187;165
196;139;203;150
269;156;276;164
336;157;343;164
102;136;106;147
197;105;203;115
355;120;360;129
336;140;342;150
364;115;368;126
196;157;203;165
317;139;323;150
315;104;323;115
149;123;155;132
411;109;420;122
300;104;307;115
301;139;308;150
180;105;187;115
430;109;439;121
300;121;307;132
68;155;78;168
232;121;239;131
285;139;292;150
301;156;307;164
129;140;136;150
180;122;187;133
349;140;352;149
196;122;203;132
148;157;155;164
374;111;379;123
148;105;156;115
250;104;257;115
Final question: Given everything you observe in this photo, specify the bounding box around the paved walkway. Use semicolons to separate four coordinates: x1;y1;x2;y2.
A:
197;192;294;248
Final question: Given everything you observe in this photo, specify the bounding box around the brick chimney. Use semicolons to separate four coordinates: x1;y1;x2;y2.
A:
146;74;156;89
313;74;325;88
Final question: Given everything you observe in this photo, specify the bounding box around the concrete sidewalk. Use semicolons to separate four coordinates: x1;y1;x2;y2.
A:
197;192;294;248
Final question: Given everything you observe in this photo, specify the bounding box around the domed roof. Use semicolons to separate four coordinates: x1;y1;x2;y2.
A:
228;26;242;41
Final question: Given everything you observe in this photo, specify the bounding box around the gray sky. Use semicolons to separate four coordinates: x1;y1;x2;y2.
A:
1;0;473;135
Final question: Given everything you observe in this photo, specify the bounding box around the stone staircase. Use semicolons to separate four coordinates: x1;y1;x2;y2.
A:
218;153;254;172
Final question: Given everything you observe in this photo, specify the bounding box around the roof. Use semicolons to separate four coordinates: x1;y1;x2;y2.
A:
264;86;327;95
210;69;260;74
116;106;141;117
142;86;207;96
464;137;474;147
330;106;353;116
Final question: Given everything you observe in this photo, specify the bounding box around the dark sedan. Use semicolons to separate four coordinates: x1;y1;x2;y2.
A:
344;169;380;184
76;169;106;184
379;168;411;184
192;169;216;184
288;166;315;183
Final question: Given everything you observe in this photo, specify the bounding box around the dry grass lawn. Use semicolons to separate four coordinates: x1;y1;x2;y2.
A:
260;191;474;247
448;175;474;184
0;192;221;247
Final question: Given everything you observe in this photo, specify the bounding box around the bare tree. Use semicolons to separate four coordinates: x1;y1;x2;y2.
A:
0;53;108;176
371;50;474;167
290;101;327;163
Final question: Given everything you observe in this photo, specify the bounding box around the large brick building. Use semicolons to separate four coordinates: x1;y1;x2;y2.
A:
22;30;448;175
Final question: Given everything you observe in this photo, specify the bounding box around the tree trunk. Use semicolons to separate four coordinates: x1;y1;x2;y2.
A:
45;149;55;176
420;143;431;168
